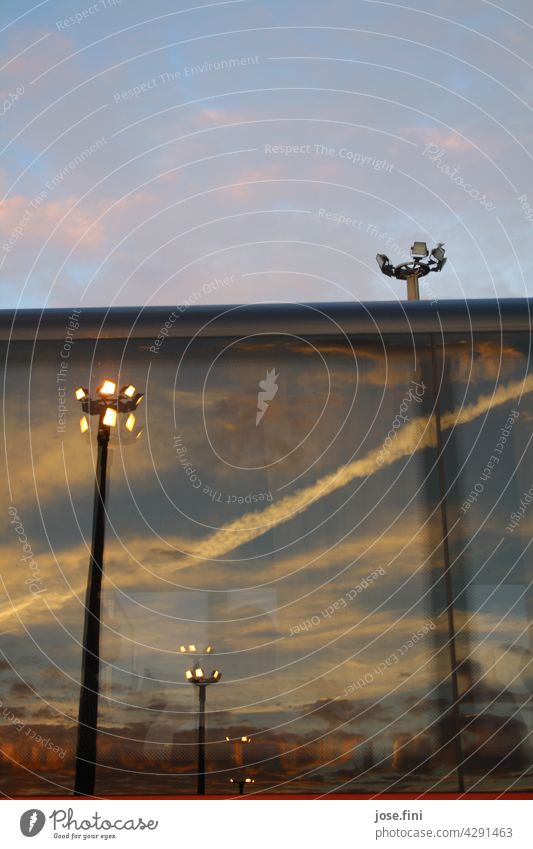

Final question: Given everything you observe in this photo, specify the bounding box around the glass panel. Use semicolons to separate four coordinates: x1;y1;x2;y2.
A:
437;332;533;792
11;322;531;794
0;336;91;795
93;330;454;794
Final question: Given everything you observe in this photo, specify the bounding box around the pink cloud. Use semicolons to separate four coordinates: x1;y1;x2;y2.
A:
1;193;106;253
405;127;475;152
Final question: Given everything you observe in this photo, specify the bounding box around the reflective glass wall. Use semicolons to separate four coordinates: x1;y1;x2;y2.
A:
1;303;532;795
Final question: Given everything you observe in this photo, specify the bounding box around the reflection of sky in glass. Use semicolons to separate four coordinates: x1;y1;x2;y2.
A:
1;328;532;794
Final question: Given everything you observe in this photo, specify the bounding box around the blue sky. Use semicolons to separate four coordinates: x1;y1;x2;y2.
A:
1;0;533;308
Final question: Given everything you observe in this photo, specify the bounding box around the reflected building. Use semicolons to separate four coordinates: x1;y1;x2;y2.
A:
1;299;532;795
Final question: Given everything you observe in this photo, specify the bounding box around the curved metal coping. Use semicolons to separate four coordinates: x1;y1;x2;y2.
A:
0;299;531;341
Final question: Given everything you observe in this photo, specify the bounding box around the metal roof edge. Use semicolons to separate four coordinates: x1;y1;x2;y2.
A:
0;299;531;340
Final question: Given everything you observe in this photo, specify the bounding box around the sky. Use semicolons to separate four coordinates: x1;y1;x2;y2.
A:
2;0;533;309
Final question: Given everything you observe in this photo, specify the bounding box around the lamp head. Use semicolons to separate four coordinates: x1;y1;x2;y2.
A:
376;253;394;276
98;379;116;396
411;241;428;259
431;242;446;267
102;407;117;427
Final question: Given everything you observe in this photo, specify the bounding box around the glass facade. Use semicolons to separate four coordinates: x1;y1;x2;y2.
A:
1;301;532;796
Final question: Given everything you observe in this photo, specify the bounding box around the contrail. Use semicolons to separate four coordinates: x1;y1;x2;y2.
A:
177;375;533;566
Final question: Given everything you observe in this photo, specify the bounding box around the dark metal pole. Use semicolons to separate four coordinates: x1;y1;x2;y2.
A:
197;684;206;795
74;418;110;796
430;338;465;793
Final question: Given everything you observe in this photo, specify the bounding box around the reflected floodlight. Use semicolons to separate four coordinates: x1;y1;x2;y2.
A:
74;372;143;796
411;241;428;258
102;407;117;427
185;652;223;794
179;642;215;658
98;379;116;396
75;378;142;432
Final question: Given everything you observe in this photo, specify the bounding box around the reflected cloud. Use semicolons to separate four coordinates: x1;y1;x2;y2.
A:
173;375;533;566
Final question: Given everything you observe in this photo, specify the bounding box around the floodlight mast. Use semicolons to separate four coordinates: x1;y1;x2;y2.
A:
73;380;143;797
376;241;447;301
183;645;222;795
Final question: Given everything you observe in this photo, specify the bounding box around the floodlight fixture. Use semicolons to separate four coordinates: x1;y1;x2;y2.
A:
230;776;255;794
178;643;213;656
98;379;116;396
411;241;428;258
432;242;446;264
375;240;447;300
102;407;117;428
376;253;394;276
